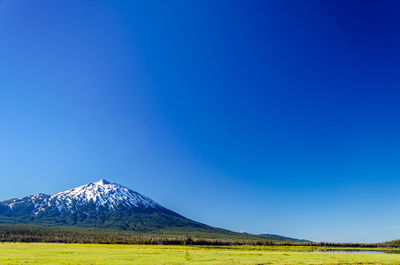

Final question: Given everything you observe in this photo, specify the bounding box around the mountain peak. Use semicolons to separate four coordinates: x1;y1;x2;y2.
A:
3;180;163;216
95;179;111;185
51;180;161;211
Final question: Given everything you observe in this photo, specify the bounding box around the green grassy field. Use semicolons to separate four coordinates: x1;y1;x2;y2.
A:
0;243;400;265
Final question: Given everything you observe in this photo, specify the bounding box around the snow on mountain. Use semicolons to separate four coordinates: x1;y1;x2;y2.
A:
5;179;163;215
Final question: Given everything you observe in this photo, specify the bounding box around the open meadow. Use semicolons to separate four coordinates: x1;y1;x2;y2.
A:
1;243;400;265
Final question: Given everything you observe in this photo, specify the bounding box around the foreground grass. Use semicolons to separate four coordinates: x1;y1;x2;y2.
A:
0;243;400;265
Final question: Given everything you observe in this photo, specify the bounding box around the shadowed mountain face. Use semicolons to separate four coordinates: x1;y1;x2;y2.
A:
0;179;205;231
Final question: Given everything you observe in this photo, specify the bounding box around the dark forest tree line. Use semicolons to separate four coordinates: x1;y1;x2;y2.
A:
0;224;397;248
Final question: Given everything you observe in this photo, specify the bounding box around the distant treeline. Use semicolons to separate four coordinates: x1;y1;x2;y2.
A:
0;224;396;248
1;224;277;245
380;240;400;248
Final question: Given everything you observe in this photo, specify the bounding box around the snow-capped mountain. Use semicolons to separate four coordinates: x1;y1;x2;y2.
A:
52;179;160;211
0;179;201;231
6;179;163;215
0;179;308;242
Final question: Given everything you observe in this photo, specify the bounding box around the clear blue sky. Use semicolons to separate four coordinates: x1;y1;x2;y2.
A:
1;0;400;243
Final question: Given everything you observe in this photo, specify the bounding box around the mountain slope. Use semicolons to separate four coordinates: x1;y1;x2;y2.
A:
258;234;312;243
0;179;307;242
0;179;204;231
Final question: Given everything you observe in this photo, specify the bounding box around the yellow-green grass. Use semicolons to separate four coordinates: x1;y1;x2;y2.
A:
0;243;400;265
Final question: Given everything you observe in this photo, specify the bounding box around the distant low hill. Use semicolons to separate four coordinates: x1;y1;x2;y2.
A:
258;233;312;243
0;179;307;243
